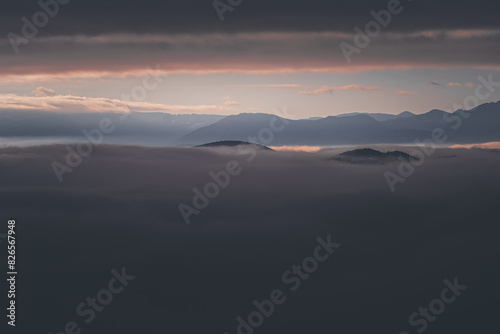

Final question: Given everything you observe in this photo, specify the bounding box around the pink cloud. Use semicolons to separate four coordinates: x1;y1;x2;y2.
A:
233;84;309;89
397;90;418;95
402;29;500;40
31;87;57;97
466;82;475;87
429;82;465;89
298;85;380;96
446;29;500;39
0;93;240;114
0;30;500;83
223;96;240;106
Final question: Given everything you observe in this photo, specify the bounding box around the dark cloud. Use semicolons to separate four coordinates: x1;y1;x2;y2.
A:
1;0;500;36
1;31;499;77
1;144;499;333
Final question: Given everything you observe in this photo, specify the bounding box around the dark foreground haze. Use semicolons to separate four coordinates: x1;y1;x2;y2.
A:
0;144;499;333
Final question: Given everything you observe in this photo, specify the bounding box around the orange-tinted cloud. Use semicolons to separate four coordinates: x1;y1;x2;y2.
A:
270;146;323;152
450;142;500;149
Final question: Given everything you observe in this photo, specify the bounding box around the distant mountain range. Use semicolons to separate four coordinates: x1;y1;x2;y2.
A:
177;101;500;145
1;101;499;146
335;111;415;122
0;110;224;146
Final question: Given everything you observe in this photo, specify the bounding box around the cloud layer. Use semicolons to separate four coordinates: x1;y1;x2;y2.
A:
1;30;500;82
1;144;499;333
2;0;500;36
0;91;240;113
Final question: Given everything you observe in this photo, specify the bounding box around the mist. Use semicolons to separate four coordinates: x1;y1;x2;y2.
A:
1;144;499;333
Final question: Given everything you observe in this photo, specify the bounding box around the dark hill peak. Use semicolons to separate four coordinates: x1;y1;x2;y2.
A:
333;148;418;164
195;140;274;151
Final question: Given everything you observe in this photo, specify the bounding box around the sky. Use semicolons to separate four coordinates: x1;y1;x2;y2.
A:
1;0;500;118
